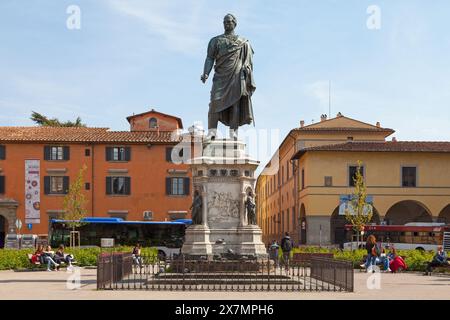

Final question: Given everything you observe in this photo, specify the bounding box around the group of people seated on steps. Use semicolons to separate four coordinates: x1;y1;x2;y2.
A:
32;244;75;271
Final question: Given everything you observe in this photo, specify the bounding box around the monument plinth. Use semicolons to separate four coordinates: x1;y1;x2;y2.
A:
181;139;267;258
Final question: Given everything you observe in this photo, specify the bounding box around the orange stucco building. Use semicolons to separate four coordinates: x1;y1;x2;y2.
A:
0;109;192;244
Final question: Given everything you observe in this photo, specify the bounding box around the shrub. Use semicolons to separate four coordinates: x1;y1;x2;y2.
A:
0;246;158;270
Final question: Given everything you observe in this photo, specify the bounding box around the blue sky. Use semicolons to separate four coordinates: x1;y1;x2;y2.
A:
1;1;450;161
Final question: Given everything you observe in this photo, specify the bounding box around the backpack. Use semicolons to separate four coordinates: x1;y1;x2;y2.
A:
282;237;292;252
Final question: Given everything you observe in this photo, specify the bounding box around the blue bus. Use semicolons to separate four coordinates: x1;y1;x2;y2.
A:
49;217;192;259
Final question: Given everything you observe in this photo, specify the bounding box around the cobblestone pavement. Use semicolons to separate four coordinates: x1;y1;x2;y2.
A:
0;268;448;300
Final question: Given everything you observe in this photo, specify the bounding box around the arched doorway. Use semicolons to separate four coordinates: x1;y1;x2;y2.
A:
384;200;432;225
330;206;380;246
0;215;7;248
438;205;450;224
299;204;307;245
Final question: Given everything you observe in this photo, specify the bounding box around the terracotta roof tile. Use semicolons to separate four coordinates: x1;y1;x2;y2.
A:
293;127;395;133
291;141;450;160
0;126;181;144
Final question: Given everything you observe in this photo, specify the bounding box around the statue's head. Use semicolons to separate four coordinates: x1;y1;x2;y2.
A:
223;14;237;32
194;189;200;196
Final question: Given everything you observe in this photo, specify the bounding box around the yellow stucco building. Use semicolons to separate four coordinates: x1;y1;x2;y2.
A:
256;113;450;246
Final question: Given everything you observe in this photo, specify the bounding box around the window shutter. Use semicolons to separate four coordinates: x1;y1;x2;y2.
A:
105;147;112;161
184;177;190;195
63;146;70;160
106;177;112;195
166;177;172;195
0;146;5;160
166;147;173;162
44;146;51;160
125;177;131;195
125;147;131;161
44;176;50;194
63;176;70;194
0;176;5;194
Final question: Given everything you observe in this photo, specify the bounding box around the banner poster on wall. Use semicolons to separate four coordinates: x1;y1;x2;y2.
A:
25;159;40;224
339;194;373;216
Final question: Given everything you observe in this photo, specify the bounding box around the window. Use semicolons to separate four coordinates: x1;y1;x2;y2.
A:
347;136;354;141
0;176;4;194
106;147;130;161
166;147;183;162
106;177;131;195
282;166;285;184
402;167;417;187
85;182;91;190
166;177;190;196
0;145;5;160
149;117;158;128
324;176;333;187
301;169;305;190
44;176;69;195
349;166;364;187
85;149;91;157
44;146;69;161
287;162;290;179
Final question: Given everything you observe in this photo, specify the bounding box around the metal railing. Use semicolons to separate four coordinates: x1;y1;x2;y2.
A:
97;253;353;292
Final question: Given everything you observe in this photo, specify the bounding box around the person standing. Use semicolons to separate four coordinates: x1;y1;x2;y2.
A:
280;232;293;270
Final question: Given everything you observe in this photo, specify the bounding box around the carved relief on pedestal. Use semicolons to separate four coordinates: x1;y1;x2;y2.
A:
207;191;240;226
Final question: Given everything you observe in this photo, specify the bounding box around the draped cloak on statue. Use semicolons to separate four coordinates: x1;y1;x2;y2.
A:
207;34;256;127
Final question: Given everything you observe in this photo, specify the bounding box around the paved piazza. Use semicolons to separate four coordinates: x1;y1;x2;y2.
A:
0;268;448;300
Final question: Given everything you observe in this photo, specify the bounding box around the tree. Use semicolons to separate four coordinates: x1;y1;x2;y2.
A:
31;111;86;127
62;165;88;247
344;160;373;249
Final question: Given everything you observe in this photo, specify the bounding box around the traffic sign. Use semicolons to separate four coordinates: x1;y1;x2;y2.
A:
15;219;23;231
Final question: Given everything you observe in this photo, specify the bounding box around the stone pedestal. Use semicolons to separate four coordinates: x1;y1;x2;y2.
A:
182;138;267;258
181;224;213;256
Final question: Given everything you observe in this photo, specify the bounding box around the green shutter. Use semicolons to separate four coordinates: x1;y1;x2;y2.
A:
63;176;69;194
106;177;112;195
44;146;51;160
166;147;173;162
125;147;131;161
184;177;190;195
44;176;50;194
0;176;5;194
166;177;171;195
106;147;112;161
125;177;131;195
0;146;5;160
63;146;70;160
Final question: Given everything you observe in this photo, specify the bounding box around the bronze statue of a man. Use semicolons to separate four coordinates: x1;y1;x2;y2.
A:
190;190;203;225
246;190;256;225
201;14;256;140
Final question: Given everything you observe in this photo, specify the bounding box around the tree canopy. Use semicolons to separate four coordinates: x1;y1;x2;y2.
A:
31;111;86;127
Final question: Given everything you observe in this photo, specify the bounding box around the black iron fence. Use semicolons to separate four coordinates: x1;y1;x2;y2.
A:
97;253;353;292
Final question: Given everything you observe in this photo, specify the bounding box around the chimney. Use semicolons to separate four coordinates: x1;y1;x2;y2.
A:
376;122;381;128
392;137;397;142
300;120;305;128
320;114;328;122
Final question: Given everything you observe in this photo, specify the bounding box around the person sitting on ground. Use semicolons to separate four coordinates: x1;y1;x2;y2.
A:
43;245;59;271
54;244;74;271
280;232;293;270
132;243;143;267
376;245;391;272
32;245;44;264
361;235;380;272
424;245;449;275
388;247;407;273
